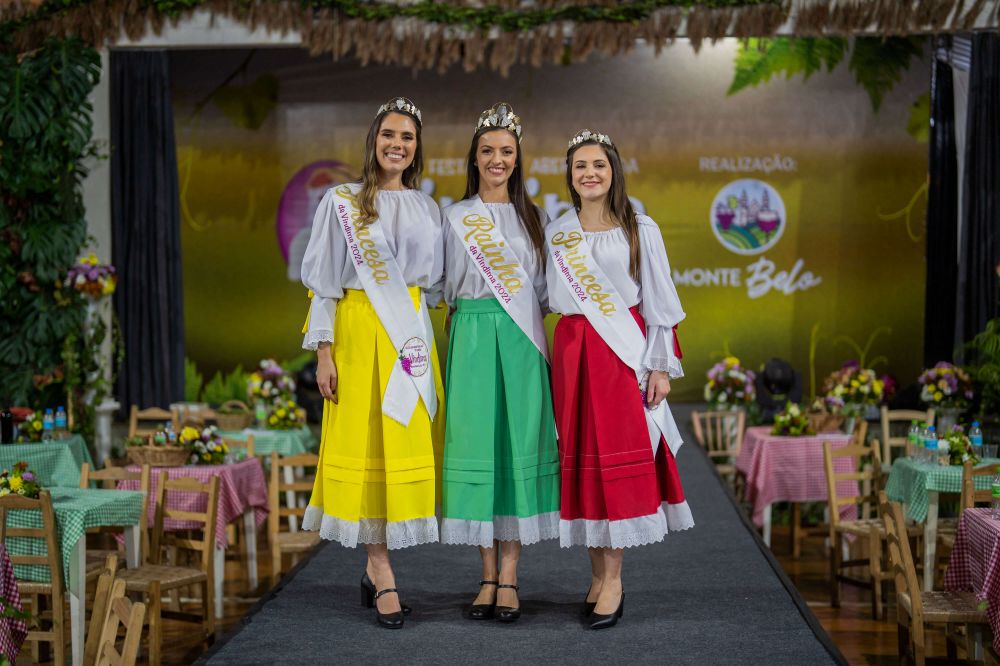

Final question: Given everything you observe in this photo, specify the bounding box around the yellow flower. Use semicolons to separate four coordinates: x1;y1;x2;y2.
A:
850;380;860;388
934;391;944;401
276;408;287;418
202;453;210;461
288;401;296;409
268;416;278;425
724;356;740;367
181;426;200;442
32;421;42;431
9;477;23;492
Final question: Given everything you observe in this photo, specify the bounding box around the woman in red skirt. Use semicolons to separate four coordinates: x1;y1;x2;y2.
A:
545;129;693;629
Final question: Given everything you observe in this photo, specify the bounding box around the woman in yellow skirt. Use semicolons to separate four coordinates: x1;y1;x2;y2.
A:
300;97;445;629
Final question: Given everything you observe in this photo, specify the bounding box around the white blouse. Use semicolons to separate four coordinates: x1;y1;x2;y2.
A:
300;187;444;350
545;215;686;377
443;202;549;310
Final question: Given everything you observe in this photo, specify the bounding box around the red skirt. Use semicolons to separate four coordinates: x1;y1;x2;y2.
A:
552;307;693;548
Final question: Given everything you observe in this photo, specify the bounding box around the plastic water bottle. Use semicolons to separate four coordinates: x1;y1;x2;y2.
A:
54;406;67;439
993;472;1000;519
255;402;268;428
907;420;921;458
41;408;55;441
923;426;937;464
971;422;984;450
165;422;177;445
937;438;950;466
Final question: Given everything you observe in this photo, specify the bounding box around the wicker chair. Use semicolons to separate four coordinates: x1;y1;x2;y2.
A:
115;473;219;666
690;410;745;496
0;491;65;665
269;452;321;579
880;491;986;665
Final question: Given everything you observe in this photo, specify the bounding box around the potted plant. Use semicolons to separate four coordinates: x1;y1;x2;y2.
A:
966;312;1000;439
771;402;815;437
703;356;756;411
918;362;974;433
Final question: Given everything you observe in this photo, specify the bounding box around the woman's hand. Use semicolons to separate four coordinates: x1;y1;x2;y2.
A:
646;370;671;409
317;343;338;403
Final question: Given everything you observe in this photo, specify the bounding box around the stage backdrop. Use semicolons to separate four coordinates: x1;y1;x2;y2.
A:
171;40;929;401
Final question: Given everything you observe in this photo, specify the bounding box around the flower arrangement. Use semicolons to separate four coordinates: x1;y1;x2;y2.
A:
703;356;756;409
771;402;815;437
248;359;296;403
179;425;229;465
0;462;41;499
16;412;44;443
943;425;978;466
822;360;885;408
918;362;975;409
66;252;117;299
266;398;303;430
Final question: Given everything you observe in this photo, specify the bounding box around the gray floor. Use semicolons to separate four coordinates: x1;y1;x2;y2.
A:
201;404;843;665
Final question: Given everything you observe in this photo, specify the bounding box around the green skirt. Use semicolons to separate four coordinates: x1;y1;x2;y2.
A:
441;298;560;546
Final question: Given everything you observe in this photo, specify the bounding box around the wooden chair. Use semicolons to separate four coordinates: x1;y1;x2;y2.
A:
823;438;921;620
128;405;179;439
880;491;986;665
0;490;64;665
269;452;321;579
95;577;147;666
880;406;935;469
83;555;119;666
690;410;745;495
80;463;152;567
222;434;256;461
115;473;219;666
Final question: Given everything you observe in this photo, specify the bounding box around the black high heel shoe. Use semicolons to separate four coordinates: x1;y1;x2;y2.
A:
588;591;624;630
582;585;598;617
361;573;411;615
468;580;498;620
495;583;521;623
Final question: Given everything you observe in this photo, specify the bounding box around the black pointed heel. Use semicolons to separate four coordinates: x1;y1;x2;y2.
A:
588;591;624;630
362;573;411;615
373;588;404;629
468;580;498;620
495;583;521;623
582;585;598;617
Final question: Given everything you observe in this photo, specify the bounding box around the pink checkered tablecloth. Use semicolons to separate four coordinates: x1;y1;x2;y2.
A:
121;459;268;548
736;426;857;527
0;544;27;662
945;507;1000;649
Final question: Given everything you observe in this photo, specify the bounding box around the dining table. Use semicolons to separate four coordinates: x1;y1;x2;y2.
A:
735;426;855;546
0;435;94;488
120;458;269;619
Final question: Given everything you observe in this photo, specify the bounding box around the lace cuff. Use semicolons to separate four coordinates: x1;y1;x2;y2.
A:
644;355;684;379
302;295;337;350
643;325;683;379
302;329;334;351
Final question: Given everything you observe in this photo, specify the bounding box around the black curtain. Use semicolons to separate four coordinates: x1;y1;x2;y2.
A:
924;53;959;365
958;33;1000;347
111;51;184;411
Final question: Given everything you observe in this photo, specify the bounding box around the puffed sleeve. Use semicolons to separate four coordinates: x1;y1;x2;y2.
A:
533;207;551;314
300;189;346;350
638;217;686;378
422;193;446;309
442;207;460;307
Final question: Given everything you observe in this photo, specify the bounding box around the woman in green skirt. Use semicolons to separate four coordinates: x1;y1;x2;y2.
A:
441;102;559;623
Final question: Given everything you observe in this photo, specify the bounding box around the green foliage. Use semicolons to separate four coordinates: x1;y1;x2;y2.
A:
184;357;204;402
201;365;249;406
966;315;1000;420
728;37;847;95
281;352;314;375
849;37;924;112
0;38;100;406
2;0;780;37
729;36;925;113
907;92;930;143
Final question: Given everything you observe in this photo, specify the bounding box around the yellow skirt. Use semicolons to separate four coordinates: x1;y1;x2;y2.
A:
301;288;445;549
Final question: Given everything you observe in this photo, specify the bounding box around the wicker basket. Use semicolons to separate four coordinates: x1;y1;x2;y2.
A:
808;412;845;434
215;400;253;431
126;445;191;467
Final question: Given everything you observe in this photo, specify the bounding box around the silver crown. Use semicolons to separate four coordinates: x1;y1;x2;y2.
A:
568;129;613;149
476;102;522;141
377;97;422;124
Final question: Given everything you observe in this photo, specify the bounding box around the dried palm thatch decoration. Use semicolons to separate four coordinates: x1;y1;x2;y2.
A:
1;0;996;73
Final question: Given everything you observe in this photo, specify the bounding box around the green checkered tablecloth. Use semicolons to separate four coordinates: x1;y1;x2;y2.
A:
0;435;94;488
885;456;998;522
219;426;318;457
3;487;144;585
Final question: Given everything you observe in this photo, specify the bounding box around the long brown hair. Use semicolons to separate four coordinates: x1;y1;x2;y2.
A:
565;138;640;280
357;106;424;227
463;127;544;264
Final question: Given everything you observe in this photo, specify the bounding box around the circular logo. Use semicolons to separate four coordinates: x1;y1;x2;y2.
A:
709;179;786;255
398;337;430;377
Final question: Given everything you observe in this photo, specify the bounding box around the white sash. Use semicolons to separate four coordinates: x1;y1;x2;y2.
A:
332;183;437;426
445;197;549;362
547;211;682;456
